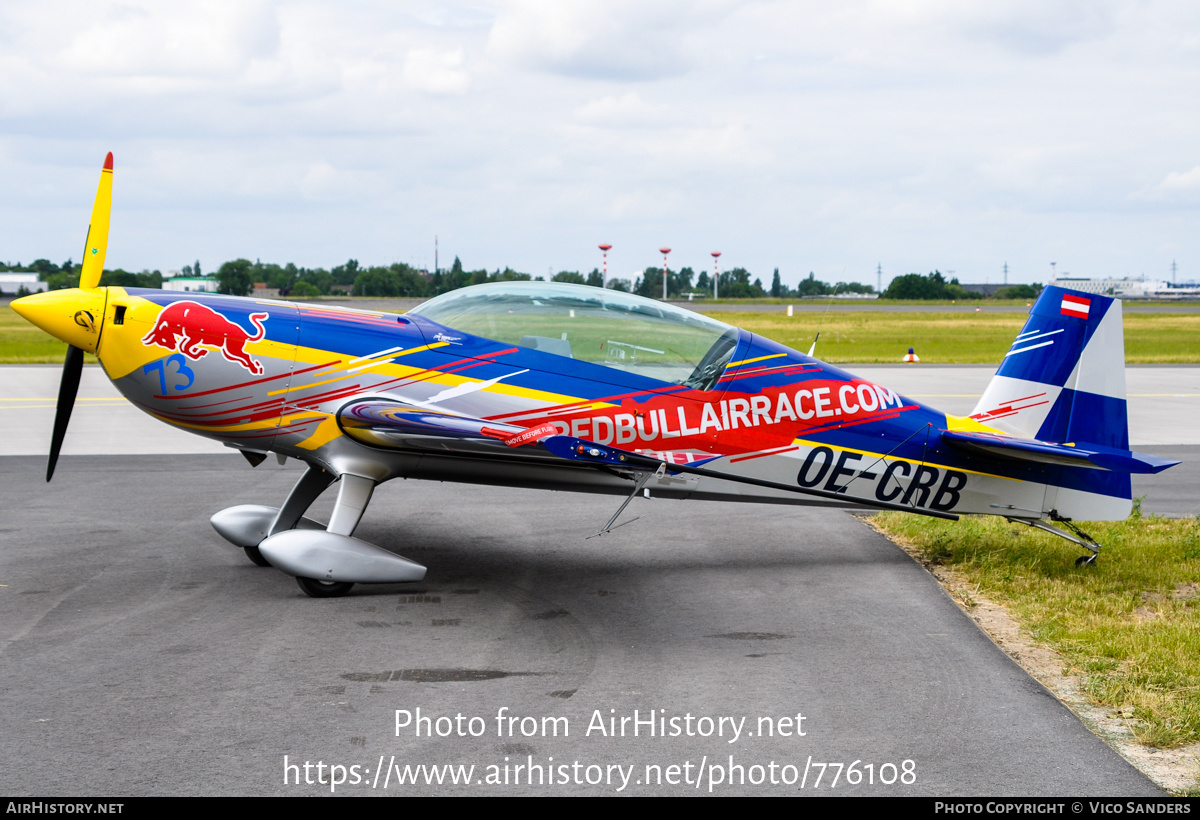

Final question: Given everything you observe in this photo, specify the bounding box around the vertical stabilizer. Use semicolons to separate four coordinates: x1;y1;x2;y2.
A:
971;287;1128;449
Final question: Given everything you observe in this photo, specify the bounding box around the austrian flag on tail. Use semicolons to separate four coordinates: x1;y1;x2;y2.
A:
1060;294;1091;319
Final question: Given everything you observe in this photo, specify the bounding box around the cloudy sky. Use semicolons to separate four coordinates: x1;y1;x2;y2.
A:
2;0;1199;288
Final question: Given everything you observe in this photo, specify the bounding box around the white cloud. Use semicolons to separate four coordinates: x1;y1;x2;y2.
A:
1130;166;1200;206
1158;166;1200;192
56;1;280;78
958;0;1121;56
299;161;385;202
1;0;1198;284
485;0;732;81
573;93;661;128
403;47;469;95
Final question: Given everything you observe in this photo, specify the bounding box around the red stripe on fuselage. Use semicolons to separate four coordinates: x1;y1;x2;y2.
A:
483;383;691;423
151;360;338;400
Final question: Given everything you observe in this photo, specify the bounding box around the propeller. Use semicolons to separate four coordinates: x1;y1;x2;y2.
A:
12;152;113;481
47;345;84;481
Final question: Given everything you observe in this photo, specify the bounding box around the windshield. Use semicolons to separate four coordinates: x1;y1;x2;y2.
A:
411;282;736;386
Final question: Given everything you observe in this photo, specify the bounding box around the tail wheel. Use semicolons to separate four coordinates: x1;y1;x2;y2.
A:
296;576;354;598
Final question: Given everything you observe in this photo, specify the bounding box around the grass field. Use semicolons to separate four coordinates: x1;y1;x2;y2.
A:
1;304;95;363
874;511;1200;753
706;310;1200;364
4;302;1200;364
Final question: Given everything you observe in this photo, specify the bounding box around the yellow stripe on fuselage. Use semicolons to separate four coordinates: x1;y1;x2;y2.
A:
286;341;594;409
789;434;1019;481
147;413;280;435
291;415;343;450
942;413;1000;433
726;353;787;368
269;343;451;396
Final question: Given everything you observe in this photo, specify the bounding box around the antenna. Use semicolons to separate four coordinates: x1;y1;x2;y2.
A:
876;262;882;294
1003;261;1008;285
1172;259;1177;285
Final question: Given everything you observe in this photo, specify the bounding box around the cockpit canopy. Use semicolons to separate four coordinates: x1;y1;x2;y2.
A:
410;281;739;388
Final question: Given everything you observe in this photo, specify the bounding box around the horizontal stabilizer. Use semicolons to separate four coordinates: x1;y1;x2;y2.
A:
942;429;1178;475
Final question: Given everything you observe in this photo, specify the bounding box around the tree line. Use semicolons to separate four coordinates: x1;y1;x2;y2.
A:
2;258;165;292
225;257;880;300
881;271;1042;300
3;258;1041;301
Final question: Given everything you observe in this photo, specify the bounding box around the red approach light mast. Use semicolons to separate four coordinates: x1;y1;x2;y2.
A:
598;244;612;288
659;247;671;300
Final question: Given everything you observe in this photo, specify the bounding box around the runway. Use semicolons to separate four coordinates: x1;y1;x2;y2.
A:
3;364;1193;795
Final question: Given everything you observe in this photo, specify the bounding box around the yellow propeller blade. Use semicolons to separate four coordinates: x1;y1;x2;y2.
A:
78;152;113;290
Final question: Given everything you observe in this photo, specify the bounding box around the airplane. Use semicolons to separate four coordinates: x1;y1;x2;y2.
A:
11;154;1180;597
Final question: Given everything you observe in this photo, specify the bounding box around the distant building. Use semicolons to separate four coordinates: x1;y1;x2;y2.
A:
1153;284;1200;298
0;272;48;295
163;276;218;293
959;284;1008;297
1052;277;1169;298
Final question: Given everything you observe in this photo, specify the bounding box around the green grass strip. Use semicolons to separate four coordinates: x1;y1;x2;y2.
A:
874;510;1200;749
707;311;1200;364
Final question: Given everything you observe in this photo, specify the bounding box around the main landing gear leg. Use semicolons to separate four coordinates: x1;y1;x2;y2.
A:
269;464;336;536
241;464;336;567
325;474;375;538
294;474;376;598
1009;515;1102;568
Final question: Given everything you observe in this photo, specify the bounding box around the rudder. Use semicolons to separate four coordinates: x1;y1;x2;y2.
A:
971;286;1127;450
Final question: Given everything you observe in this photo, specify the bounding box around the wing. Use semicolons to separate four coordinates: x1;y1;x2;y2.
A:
337;399;561;460
541;434;960;520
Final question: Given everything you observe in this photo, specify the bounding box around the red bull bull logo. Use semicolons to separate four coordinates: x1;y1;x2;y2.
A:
142;300;269;375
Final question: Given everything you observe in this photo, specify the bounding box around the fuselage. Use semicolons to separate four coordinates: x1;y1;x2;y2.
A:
13;283;1132;521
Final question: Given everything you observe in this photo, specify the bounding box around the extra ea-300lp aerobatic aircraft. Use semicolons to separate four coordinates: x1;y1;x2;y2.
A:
12;155;1180;597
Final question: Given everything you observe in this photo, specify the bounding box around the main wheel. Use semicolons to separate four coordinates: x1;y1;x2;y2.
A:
244;545;272;567
296;576;355;598
1075;554;1098;568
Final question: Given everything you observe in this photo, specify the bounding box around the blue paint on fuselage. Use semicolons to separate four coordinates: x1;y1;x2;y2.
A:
126;288;1132;501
